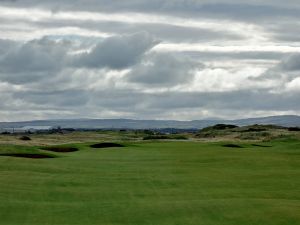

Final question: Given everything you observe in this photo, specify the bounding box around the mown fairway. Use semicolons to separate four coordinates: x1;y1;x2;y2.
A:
0;140;300;225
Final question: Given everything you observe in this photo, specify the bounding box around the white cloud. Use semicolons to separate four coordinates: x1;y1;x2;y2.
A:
73;32;158;69
286;77;300;92
0;1;300;121
0;5;267;42
154;43;300;54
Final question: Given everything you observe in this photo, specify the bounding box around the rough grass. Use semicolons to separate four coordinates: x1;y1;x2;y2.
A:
0;131;145;146
143;134;188;140
0;138;299;225
196;125;300;142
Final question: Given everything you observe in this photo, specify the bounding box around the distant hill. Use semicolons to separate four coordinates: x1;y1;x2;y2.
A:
0;115;299;130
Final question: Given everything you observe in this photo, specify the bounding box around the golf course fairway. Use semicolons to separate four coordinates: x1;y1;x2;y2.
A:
0;140;299;225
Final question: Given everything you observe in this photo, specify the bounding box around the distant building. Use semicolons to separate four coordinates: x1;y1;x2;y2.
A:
0;126;56;134
0;128;26;134
21;126;55;133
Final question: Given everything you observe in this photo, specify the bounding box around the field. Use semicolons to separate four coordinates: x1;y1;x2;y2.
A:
0;132;300;225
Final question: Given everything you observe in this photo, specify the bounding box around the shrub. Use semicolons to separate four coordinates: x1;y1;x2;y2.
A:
288;127;300;131
201;124;238;132
19;136;31;141
143;135;188;140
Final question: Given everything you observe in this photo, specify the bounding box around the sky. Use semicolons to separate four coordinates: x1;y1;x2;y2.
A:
0;0;300;121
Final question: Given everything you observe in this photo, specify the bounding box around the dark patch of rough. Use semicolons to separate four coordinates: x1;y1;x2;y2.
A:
201;124;238;132
242;128;267;132
19;136;31;141
0;153;55;159
288;127;300;131
90;143;125;148
222;144;244;148
40;146;78;153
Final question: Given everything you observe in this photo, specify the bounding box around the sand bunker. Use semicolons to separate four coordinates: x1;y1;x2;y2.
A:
40;146;78;153
90;143;124;148
222;144;244;148
251;144;272;148
0;153;55;159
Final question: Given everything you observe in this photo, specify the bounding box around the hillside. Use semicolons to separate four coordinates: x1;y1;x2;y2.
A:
0;115;300;130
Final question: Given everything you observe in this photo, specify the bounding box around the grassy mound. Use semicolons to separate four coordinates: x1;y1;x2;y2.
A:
0;144;56;159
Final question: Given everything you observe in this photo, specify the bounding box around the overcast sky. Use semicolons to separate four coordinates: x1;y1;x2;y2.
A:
0;0;300;121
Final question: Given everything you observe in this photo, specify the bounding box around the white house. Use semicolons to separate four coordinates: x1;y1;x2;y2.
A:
21;126;55;133
1;126;56;134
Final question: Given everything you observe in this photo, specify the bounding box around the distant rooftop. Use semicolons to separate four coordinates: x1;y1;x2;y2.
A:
21;126;55;130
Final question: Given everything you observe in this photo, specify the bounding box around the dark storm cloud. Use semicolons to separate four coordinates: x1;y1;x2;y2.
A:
184;51;286;61
258;20;300;43
28;18;244;43
279;54;300;71
127;53;201;86
146;90;300;111
0;38;69;84
1;39;66;73
252;54;300;82
74;32;159;70
0;33;159;85
13;87;300;114
13;89;89;107
0;39;16;54
182;3;300;21
271;27;300;43
3;0;300;21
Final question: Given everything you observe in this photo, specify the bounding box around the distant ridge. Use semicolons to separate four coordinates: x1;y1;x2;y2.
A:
0;115;299;130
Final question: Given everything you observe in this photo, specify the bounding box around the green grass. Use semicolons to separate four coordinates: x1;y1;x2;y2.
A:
0;139;300;225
